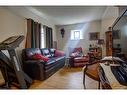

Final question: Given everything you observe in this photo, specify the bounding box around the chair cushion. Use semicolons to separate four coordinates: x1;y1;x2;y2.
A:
74;57;89;63
70;52;82;57
69;47;84;57
32;53;49;62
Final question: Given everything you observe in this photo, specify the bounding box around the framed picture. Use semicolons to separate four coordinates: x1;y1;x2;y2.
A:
89;32;100;40
113;30;120;39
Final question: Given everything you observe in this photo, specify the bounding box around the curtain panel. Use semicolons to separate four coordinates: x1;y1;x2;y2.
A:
25;19;41;48
43;25;53;48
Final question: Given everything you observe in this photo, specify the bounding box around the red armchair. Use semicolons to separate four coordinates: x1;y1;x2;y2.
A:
69;47;89;67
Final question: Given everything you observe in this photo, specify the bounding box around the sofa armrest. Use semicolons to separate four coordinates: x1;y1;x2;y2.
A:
55;50;66;57
83;54;89;58
23;60;45;80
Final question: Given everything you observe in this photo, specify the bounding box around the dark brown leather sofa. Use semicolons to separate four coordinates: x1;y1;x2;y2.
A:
22;48;65;80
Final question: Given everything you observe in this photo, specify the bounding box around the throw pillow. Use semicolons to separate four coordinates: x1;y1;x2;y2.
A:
42;49;51;58
70;52;81;57
32;53;49;62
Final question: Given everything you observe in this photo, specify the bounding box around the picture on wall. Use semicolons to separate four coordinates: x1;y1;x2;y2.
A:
89;32;100;40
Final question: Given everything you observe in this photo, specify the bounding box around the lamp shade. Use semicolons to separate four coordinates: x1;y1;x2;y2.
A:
97;39;104;45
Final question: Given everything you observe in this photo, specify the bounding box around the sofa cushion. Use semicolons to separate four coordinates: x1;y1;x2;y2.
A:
32;53;49;62
46;58;56;65
54;56;65;61
49;48;56;57
45;59;57;70
41;48;52;58
24;48;42;60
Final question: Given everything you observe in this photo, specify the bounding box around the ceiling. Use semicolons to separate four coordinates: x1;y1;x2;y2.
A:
34;6;107;25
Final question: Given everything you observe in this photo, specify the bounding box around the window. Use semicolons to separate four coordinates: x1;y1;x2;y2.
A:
41;28;45;48
71;30;82;40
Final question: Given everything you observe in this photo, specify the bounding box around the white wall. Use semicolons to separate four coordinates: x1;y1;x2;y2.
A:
100;7;119;57
0;8;27;46
56;20;101;56
7;7;57;41
0;8;27;56
56;7;119;57
100;18;117;57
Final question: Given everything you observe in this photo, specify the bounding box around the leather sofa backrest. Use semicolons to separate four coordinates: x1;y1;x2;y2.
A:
73;47;82;53
41;48;52;58
22;48;57;61
49;48;56;57
22;48;41;60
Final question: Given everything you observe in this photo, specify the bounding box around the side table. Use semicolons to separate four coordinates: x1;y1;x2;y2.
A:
65;57;71;68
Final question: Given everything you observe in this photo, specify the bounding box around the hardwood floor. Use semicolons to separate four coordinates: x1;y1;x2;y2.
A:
0;66;98;89
30;67;98;89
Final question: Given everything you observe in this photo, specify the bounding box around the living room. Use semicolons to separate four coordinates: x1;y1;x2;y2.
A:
0;5;127;91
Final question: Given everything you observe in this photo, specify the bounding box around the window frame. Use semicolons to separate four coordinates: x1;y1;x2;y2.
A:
41;28;45;48
71;30;82;40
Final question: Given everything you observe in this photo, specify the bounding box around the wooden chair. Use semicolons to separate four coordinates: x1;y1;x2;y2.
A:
83;61;100;89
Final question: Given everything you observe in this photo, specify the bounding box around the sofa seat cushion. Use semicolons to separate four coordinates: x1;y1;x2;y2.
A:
74;57;89;63
45;58;56;65
32;54;49;62
45;57;65;70
54;56;65;61
45;58;57;70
